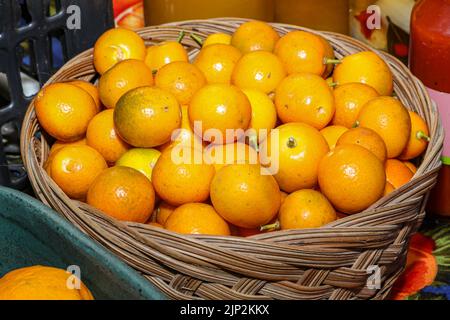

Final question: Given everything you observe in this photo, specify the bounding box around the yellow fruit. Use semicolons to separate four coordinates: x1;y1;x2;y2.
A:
155;61;206;105
336;127;387;163
242;89;277;144
115;148;161;181
210;163;281;229
231;20;280;53
203;33;232;47
152;147;215;206
194;44;242;84
114;86;181;148
279;189;336;229
0;266;93;300
357;96;411;158
333;51;394;96
232;51;286;94
93;27;146;74
86;109;130;164
144;41;188;72
164;203;230;236
98;59;153;109
188;84;251;143
399;111;430;160
263;123;329;193
320;125;348;149
48;145;107;200
318;144;386;214
332;82;379;128
275;73;335;129
87;166;155;223
35;83;97;142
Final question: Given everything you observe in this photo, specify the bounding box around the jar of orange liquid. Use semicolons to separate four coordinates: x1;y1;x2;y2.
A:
275;0;349;34
144;0;274;26
410;0;450;217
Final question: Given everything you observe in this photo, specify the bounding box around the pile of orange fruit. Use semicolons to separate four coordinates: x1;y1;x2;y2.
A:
36;21;430;237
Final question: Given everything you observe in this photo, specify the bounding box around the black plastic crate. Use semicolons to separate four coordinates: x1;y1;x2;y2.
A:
0;0;114;189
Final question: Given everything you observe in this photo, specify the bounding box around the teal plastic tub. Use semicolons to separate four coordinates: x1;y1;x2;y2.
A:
0;186;166;300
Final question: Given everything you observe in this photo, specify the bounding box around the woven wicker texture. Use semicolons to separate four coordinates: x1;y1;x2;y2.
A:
21;18;444;300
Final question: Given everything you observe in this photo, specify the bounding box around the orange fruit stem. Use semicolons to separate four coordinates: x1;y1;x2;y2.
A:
190;33;203;47
416;130;431;142
325;58;342;65
260;220;280;232
177;31;186;43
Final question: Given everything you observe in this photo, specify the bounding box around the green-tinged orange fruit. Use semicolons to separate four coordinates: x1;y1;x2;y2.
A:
114;86;181;148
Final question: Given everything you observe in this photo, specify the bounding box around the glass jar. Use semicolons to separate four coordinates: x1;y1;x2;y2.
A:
144;0;274;26
410;0;450;217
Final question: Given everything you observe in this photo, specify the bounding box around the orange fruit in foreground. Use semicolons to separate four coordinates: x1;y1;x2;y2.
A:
399;111;430;160
70;80;102;112
194;44;242;84
385;159;414;189
204;142;259;171
336;127;387;163
145;41;188;72
155;202;176;225
275;73;335;129
35;83;97;142
164;203;230;236
333;51;394;96
332;82;379;128
98;59;153;109
279;189;336;230
274;30;332;76
210;163;281;229
87;166;155;223
155;61;206;105
152;147;215;206
189;84;251;143
86;110;130;164
357;96;411;159
320;125;348;149
48;145;107;200
232;51;286;94
318;144;386;214
114;86;181;148
263;122;329;193
93;27;146;75
0;266;93;300
231;20;280;54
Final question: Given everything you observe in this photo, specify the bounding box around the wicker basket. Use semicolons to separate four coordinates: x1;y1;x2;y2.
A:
21;18;444;300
